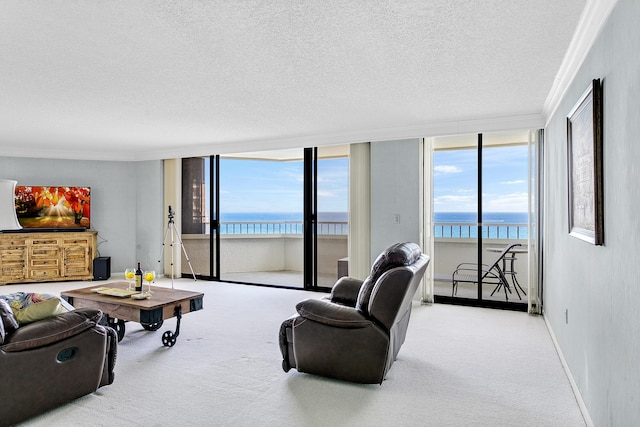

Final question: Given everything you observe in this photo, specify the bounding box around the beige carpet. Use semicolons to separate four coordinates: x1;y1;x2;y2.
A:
5;278;585;426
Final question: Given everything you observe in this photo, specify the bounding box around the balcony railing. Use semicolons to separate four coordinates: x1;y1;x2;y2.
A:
219;221;349;235
434;222;529;239
213;220;527;239
182;221;529;288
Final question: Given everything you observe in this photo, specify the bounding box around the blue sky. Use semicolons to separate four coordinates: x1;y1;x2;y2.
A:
433;145;529;213
207;145;527;214
217;157;349;213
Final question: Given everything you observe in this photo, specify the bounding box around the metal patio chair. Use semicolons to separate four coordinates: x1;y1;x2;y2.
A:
451;243;522;301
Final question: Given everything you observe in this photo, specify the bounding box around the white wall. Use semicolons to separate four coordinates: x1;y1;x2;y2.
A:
544;0;640;424
0;157;164;276
370;138;422;262
181;234;347;277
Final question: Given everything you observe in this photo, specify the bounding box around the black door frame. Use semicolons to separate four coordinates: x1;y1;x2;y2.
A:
434;133;528;311
188;150;329;291
303;147;318;290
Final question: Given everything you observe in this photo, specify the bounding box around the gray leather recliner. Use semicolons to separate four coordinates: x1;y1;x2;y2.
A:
279;242;429;384
0;306;117;426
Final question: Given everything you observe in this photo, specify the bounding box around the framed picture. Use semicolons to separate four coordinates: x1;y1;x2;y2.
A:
566;78;603;245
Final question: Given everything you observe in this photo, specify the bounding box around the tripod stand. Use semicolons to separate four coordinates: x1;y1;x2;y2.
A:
158;206;196;288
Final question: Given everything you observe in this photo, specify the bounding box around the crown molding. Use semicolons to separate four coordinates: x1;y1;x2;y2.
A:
543;0;618;123
0;147;132;162
1;113;546;162
153;113;546;160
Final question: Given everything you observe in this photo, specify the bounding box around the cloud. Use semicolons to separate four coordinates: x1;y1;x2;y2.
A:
317;190;335;198
484;192;528;212
434;165;462;174
434;195;475;205
500;180;525;185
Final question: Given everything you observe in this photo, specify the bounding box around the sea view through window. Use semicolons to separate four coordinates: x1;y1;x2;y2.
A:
432;142;529;239
198;143;529;240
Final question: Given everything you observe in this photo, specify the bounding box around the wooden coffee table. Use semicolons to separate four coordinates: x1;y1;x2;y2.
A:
61;283;204;347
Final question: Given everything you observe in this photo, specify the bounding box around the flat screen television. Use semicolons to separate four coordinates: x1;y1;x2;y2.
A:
14;186;90;231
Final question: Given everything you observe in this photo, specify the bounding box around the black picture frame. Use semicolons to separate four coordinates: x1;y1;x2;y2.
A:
566;78;603;245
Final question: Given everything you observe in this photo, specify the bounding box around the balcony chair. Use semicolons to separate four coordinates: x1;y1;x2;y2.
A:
451;242;522;300
279;242;429;384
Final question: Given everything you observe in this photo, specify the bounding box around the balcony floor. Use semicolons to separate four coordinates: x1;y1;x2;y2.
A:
220;272;528;305
220;270;336;289
434;279;528;305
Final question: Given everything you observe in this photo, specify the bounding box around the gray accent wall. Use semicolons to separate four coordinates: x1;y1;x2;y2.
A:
544;0;640;425
370;138;422;262
0;157;164;276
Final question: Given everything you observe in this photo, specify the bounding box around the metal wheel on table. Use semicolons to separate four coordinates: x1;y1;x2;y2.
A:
162;331;177;347
141;320;164;331
107;318;126;342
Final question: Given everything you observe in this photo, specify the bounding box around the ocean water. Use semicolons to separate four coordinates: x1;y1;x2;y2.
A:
217;211;528;239
434;212;529;239
434;212;528;224
221;211;527;223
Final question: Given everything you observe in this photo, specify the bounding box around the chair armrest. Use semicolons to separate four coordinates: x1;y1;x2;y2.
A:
1;308;102;353
329;277;364;306
454;266;491;273
455;262;491;269
296;298;371;328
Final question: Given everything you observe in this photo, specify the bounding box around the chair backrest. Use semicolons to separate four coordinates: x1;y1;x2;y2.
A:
483;243;522;278
355;242;424;318
368;253;429;331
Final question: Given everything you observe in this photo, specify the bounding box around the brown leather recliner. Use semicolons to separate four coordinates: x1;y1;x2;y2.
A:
279;242;430;384
0;306;117;426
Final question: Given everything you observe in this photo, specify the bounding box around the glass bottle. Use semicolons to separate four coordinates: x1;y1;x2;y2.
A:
135;262;143;292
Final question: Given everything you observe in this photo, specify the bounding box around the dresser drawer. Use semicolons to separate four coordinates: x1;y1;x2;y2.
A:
31;258;60;268
29;268;60;279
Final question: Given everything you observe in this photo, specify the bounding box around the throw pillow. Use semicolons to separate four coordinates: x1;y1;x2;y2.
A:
2;292;73;325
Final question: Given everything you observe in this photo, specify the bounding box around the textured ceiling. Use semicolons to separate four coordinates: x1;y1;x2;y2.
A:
0;1;593;160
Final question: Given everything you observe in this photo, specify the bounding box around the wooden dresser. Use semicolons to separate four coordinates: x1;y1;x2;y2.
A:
0;231;97;285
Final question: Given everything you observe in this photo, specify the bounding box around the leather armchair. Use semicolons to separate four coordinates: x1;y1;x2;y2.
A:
279;242;429;384
0;307;117;426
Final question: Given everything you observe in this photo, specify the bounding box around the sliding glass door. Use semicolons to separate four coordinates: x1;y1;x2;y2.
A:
180;145;349;291
481;133;530;305
218;149;305;287
432;134;480;301
432;131;533;309
315;147;349;287
180;156;211;279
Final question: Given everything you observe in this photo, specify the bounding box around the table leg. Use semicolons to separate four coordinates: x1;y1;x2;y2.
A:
507;253;527;297
161;305;182;347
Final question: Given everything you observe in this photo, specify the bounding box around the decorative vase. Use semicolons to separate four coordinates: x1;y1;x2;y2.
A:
0;179;23;231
